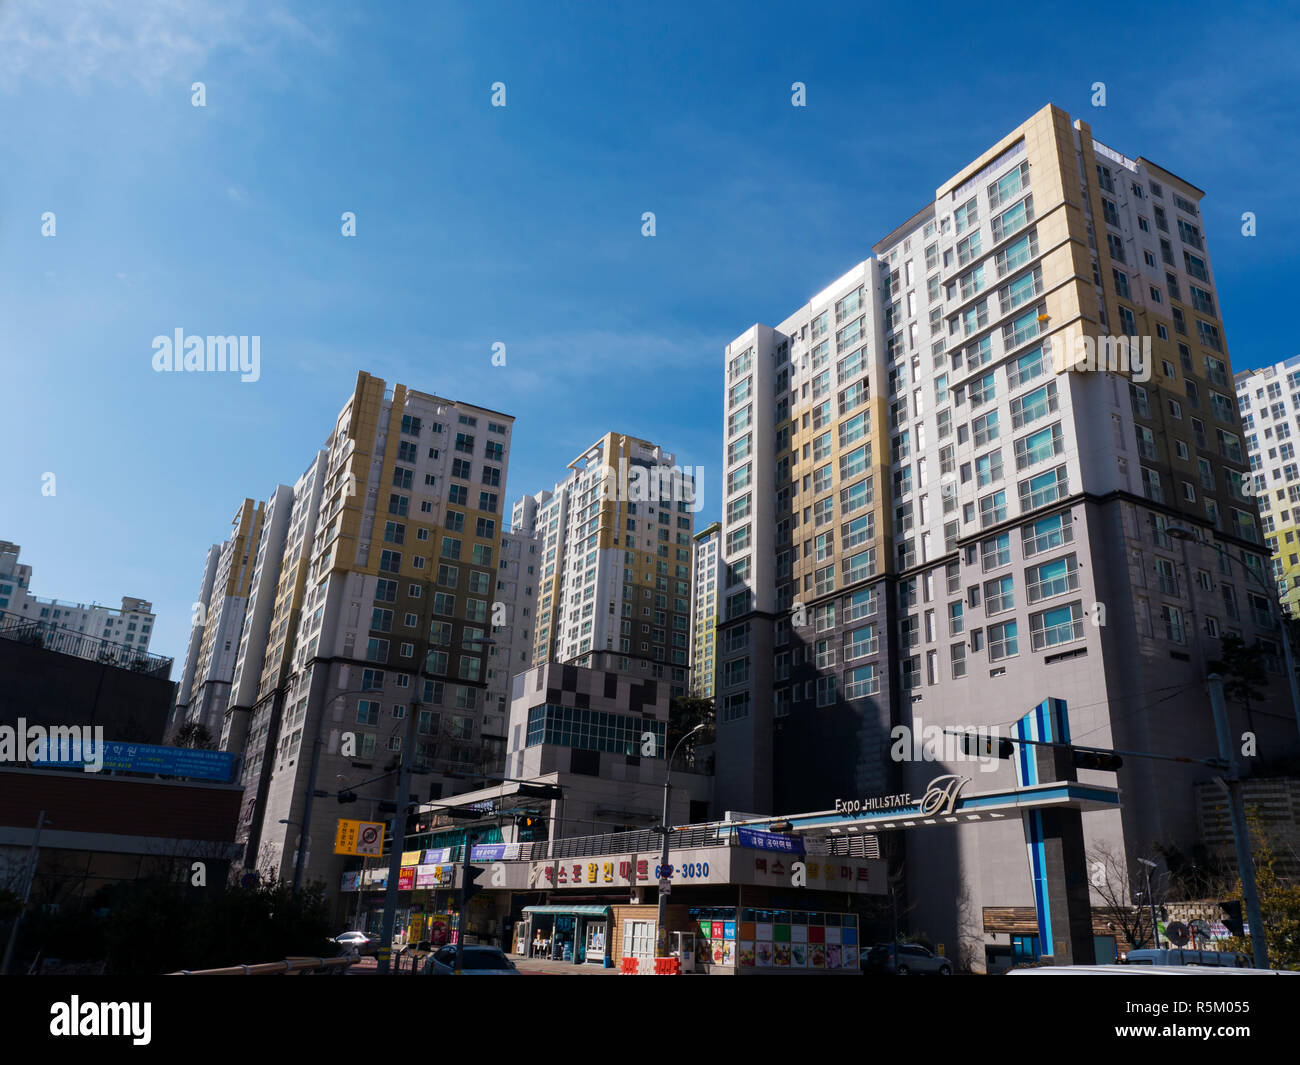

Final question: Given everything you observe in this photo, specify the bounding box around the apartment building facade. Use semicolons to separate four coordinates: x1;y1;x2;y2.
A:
170;373;516;893
689;522;721;697
1236;355;1300;619
175;499;266;738
717;103;1294;968
484;526;542;774
0;541;156;661
513;433;695;698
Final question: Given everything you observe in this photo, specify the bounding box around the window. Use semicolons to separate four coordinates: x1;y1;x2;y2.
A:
1031;602;1085;651
1014;423;1064;469
1018;467;1068;511
976;449;1003;487
1010;381;1058;429
981;533;1011;570
984;575;1015;615
988;620;1018;661
1026;555;1079;602
979;490;1006;528
845;664;878;699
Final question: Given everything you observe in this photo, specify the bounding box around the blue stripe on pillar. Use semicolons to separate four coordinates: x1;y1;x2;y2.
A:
1024;809;1053;956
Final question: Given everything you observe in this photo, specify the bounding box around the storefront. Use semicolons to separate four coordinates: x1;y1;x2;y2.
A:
519;905;614;967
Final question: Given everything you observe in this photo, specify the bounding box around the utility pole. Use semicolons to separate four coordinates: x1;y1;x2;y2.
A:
656;723;705;958
375;672;427;975
1208;673;1270;969
455;832;471;973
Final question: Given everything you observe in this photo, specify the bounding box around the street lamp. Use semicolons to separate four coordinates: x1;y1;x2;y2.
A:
1137;858;1160;950
656;723;706;958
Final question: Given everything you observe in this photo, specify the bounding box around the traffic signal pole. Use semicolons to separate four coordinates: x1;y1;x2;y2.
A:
1208;674;1269;970
375;682;424;975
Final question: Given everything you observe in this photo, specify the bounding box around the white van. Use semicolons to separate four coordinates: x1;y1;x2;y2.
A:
1125;948;1251;968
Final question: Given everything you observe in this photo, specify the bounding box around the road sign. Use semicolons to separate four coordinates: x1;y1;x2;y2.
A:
335;818;386;856
1166;921;1190;946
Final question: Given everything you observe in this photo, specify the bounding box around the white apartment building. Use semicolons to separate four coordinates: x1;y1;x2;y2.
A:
716;103;1295;969
513;432;695;697
689;522;721;697
1235;355;1300;619
0;541;157;663
485;525;542;770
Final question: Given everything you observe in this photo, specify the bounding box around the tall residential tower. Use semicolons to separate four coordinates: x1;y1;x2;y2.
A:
717;103;1294;968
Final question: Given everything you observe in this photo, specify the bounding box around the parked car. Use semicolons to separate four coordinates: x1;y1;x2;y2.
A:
1124;949;1251;968
863;942;952;975
332;930;380;956
423;945;521;975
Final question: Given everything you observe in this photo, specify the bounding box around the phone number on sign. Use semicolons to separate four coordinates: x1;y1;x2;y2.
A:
655;862;710;879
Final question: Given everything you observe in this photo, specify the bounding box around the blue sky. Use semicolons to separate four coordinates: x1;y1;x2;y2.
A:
2;0;1298;672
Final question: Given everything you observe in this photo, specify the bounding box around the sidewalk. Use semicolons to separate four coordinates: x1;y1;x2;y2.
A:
510;953;619;975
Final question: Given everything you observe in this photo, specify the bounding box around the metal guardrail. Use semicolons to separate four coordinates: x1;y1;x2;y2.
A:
0;609;173;678
169;955;354;975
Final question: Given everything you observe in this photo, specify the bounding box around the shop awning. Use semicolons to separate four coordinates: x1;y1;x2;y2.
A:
522;905;612;916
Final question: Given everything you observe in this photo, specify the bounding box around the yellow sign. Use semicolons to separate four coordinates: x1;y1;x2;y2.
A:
402;850;422;866
335;818;386;856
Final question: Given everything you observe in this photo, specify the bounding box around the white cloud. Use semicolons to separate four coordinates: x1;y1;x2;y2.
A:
0;0;330;92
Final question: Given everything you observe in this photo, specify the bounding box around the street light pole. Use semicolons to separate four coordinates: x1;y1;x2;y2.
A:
1208;673;1270;969
656;723;705;958
1137;858;1159;950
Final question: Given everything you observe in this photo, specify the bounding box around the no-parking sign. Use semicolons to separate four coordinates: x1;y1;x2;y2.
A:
335;818;386;856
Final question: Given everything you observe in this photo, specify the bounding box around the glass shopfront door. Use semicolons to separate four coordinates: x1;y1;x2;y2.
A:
585;921;607;963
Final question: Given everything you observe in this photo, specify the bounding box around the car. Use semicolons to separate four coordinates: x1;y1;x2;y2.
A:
422;944;521;975
332;930;380;956
1124;949;1252;968
862;941;952;975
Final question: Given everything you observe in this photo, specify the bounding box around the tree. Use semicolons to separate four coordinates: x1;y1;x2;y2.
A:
174;722;216;750
1156;840;1235;901
668;695;714;755
1221;813;1300;970
1088;844;1167;950
1209;634;1268;738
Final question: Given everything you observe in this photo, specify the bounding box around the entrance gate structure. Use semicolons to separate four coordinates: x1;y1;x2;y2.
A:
767;699;1120;966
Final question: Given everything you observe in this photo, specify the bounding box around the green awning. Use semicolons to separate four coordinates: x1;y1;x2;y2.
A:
522;905;612;916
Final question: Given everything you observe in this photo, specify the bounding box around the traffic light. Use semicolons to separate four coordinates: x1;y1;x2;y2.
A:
337;789;358;804
462;863;486;907
1219;900;1244;938
959;732;1015;759
1071;748;1123;772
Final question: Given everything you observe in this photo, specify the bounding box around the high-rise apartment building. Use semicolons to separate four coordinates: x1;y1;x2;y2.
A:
1236;355;1300;618
512;432;695;697
175;499;267;738
485;525;541;770
176;372;515;895
225;454;327;866
0;541;156;663
717;103;1293;968
689;522;721;697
